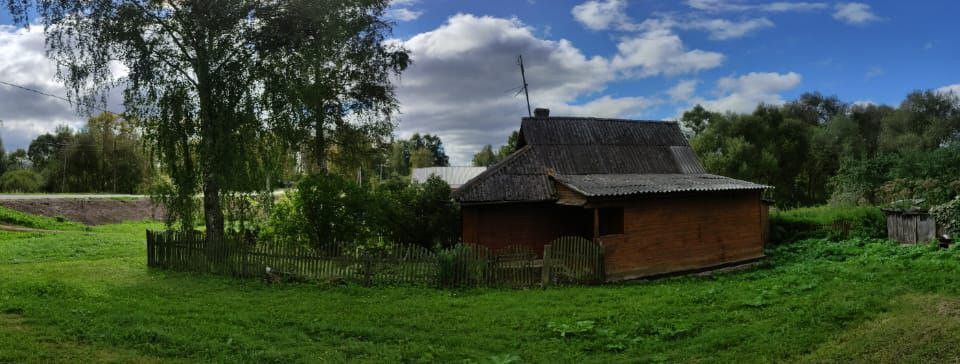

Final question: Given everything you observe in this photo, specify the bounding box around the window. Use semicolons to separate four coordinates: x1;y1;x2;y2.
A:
598;207;624;235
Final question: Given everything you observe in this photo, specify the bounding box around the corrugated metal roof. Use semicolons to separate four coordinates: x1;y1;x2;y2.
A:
411;167;487;188
455;116;761;203
552;174;768;197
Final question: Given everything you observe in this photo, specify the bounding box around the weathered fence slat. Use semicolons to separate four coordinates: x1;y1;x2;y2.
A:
145;231;605;288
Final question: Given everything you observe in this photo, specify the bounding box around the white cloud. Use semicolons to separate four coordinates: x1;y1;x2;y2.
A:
687;0;826;12
612;29;725;77
763;2;828;12
833;3;881;25
572;1;776;40
387;0;423;22
396;14;671;164
668;79;698;101
553;95;660;118
387;8;423;22
0;25;86;151
683;18;773;40
936;84;960;96
698;71;802;113
571;0;633;31
864;66;884;80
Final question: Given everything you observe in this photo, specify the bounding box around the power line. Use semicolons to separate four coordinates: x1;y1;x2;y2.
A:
0;79;121;115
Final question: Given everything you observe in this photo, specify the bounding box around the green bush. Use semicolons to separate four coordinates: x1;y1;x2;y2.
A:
931;196;960;236
436;244;490;287
374;175;460;248
770;205;885;243
0;169;43;193
263;174;460;250
275;173;373;248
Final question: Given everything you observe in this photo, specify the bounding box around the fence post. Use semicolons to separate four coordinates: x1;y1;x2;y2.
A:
146;230;153;267
541;244;552;287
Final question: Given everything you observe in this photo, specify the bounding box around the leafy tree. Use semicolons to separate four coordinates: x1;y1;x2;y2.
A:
472;145;499;167
409;148;435;169
0;169;42;193
680;105;719;137
498;130;520;159
5;149;29;171
783;92;847;125
5;0;409;240
387;133;449;174
880;90;960;153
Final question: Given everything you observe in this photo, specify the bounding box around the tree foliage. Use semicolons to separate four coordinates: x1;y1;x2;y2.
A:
686;89;960;208
4;0;409;239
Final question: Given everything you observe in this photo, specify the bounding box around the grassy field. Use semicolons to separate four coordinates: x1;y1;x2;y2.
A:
2;212;960;362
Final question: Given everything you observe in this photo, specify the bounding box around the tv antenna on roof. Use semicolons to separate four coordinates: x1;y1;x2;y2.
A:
517;55;532;117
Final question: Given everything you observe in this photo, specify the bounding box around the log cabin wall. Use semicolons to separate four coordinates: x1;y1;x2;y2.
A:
461;202;592;255
601;190;765;280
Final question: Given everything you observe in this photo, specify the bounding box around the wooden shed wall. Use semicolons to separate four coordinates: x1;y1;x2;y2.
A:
601;190;765;281
461;203;592;254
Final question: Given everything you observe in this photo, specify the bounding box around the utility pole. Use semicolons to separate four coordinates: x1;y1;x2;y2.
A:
518;55;532;117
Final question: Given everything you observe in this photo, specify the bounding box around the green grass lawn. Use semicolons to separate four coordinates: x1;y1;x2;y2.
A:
3;216;960;363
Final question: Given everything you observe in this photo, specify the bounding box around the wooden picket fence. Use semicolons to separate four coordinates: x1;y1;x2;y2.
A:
146;231;605;288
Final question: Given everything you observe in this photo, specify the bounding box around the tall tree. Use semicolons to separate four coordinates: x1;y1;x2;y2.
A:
497;130;520;159
680;105;718;137
472;145;498;167
5;0;408;240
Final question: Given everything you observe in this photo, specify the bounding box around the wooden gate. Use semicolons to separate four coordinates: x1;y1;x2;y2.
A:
542;236;605;285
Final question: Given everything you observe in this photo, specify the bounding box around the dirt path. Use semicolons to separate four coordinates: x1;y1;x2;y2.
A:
0;198;164;225
0;224;60;233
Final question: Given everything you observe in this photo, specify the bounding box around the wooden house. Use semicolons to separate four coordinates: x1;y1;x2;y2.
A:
454;109;769;281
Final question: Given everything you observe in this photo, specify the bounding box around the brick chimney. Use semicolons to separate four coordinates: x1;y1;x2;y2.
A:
533;108;550;118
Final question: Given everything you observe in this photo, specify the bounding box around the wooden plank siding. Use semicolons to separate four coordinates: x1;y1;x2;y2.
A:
461;190;766;281
601;190;764;280
462;203;592;255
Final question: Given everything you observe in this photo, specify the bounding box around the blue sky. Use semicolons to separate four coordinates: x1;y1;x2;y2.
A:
1;1;958;164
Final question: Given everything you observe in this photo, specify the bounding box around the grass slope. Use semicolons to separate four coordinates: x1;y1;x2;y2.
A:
1;217;960;362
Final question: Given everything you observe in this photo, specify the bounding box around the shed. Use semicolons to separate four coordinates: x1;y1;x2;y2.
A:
412;166;487;190
455;110;769;281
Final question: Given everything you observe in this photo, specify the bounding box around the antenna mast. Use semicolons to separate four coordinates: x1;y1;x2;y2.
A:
518;55;532;117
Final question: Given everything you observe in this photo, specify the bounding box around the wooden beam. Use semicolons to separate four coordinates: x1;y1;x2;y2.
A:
593;208;600;240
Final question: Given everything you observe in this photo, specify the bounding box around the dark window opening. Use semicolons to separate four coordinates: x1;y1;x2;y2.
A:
598;207;624;235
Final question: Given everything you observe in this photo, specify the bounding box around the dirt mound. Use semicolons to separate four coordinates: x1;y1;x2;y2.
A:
0;198;165;225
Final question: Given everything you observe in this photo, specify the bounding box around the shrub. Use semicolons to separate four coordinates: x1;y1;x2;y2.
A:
282;173;373;248
931;196;960;236
770;205;885;243
436;244;490;287
372;176;459;249
263;174;461;250
0;169;43;193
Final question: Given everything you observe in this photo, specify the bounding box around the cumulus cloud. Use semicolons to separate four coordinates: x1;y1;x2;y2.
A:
612;29;725;77
683;17;773;40
387;0;423;22
571;0;634;31
937;84;960;96
697;72;802;113
687;0;827;12
387;8;423;22
0;25;87;151
668;80;699;101
395;14;677;164
833;3;881;25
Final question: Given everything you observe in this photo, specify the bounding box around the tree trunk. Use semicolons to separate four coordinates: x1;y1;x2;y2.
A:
197;55;225;242
203;172;224;243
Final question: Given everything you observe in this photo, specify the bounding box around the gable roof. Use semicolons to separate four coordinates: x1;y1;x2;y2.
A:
456;116;764;204
411;167;487;189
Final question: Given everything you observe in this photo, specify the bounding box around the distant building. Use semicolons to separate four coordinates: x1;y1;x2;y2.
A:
411;166;487;190
455;108;769;281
